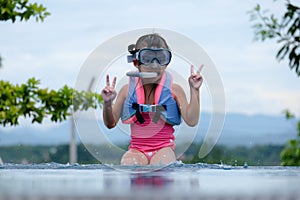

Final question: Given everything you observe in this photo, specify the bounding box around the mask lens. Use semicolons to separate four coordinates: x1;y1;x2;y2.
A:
139;50;156;65
138;48;171;66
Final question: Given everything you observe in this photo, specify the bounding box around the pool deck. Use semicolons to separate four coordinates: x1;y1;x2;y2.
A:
1;163;300;200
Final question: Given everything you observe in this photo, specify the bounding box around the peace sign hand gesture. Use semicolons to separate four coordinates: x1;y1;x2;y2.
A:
189;64;204;90
101;75;117;103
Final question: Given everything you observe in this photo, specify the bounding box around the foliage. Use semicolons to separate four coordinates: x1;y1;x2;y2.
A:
0;145;51;163
0;0;50;69
280;110;300;166
248;2;300;165
0;144;100;164
0;144;284;165
248;1;300;76
48;144;100;164
0;0;50;22
182;143;283;166
0;78;103;126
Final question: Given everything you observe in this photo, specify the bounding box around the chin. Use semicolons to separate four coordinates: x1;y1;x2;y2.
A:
142;78;159;85
142;75;161;85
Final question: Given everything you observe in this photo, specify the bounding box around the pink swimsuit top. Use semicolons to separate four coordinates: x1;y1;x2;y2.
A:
129;113;175;153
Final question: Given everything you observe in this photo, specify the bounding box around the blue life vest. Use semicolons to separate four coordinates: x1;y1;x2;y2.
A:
121;71;181;125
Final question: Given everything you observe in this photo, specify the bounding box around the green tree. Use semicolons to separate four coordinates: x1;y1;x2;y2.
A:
249;1;300;166
0;0;50;22
280;110;300;166
248;1;300;76
0;78;103;126
0;0;50;68
0;1;97;126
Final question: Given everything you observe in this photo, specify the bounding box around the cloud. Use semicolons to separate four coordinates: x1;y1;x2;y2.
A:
1;0;299;119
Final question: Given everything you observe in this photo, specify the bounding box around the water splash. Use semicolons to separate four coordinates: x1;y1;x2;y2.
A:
0;161;241;171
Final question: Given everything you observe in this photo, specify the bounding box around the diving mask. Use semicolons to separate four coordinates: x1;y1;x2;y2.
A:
127;48;172;66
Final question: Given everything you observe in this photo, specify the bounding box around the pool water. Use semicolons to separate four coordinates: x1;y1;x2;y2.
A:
1;162;300;200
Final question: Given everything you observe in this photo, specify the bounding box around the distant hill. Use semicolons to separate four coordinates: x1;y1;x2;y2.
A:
0;112;297;147
206;113;297;147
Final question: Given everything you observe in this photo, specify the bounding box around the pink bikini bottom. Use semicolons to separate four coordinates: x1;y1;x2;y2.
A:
129;145;175;162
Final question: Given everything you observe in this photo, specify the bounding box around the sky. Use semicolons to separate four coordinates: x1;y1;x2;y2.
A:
1;0;299;125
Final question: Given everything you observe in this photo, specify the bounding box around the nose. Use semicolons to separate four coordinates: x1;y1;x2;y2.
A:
152;58;159;64
149;59;160;69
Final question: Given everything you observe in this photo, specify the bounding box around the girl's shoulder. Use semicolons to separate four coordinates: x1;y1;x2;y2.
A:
172;83;184;93
118;84;129;98
171;83;185;98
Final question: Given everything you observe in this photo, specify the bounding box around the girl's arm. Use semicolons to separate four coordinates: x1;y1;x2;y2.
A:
173;84;200;126
173;65;203;126
101;75;127;129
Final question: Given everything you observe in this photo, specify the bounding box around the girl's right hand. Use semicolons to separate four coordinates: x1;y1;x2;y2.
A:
101;75;117;103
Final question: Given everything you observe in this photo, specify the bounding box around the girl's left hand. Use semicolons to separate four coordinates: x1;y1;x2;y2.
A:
189;64;204;90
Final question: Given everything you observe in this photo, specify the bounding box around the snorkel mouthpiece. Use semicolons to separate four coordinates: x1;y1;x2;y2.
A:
126;71;158;78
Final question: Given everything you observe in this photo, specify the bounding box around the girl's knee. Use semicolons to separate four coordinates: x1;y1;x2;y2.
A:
120;150;148;165
150;147;176;165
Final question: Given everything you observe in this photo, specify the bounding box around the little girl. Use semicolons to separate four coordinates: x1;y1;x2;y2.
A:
102;33;203;165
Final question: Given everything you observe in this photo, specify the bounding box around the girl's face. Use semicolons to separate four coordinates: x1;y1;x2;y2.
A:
139;62;167;84
135;45;170;83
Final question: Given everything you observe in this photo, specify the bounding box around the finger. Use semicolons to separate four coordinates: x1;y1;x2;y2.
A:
197;64;204;74
190;65;194;75
106;75;110;87
111;76;117;88
103;88;109;93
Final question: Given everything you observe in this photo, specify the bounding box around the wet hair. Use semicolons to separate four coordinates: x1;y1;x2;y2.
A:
136;33;169;49
128;33;170;54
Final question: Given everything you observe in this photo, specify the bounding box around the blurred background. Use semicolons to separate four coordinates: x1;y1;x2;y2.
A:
0;0;299;166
